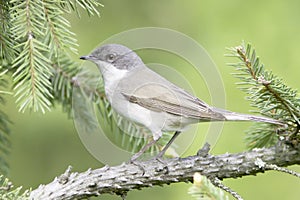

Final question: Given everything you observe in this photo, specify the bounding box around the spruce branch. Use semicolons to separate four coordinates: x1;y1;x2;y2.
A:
0;176;30;200
29;143;300;200
0;68;11;175
210;178;242;200
42;1;78;56
51;55;81;115
0;1;17;66
60;0;103;17
10;0;54;113
0;0;103;182
6;0;103;113
188;173;229;200
227;42;300;149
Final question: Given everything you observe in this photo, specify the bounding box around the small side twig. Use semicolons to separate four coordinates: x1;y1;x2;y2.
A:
0;181;13;191
58;165;73;184
211;177;243;200
255;158;300;178
197;142;211;157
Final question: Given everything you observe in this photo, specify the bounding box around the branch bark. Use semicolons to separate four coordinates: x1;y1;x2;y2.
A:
30;142;300;200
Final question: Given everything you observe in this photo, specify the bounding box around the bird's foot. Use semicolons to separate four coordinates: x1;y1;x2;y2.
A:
128;158;146;176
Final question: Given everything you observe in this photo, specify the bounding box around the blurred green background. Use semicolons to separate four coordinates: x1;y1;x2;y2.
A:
6;0;300;199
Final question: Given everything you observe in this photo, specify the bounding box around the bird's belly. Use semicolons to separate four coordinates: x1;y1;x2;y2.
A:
110;95;197;132
109;95;154;128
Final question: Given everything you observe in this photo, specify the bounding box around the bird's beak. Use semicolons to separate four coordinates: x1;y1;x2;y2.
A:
80;55;90;60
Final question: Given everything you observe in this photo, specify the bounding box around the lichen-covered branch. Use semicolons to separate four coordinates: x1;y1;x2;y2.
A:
30;142;300;200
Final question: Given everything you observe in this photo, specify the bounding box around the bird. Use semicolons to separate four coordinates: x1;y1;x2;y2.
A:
80;44;284;161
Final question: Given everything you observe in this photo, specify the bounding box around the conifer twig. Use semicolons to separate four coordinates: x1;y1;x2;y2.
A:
227;42;300;149
255;158;300;178
211;177;243;200
235;46;300;125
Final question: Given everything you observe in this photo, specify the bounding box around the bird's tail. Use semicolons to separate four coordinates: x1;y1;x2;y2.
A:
212;107;285;126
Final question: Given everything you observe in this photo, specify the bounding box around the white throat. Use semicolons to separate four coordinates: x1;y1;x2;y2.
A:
98;62;128;102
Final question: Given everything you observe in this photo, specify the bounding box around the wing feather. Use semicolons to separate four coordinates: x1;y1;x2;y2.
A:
121;83;225;121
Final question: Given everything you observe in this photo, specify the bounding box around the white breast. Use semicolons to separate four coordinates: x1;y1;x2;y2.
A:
99;63;128;103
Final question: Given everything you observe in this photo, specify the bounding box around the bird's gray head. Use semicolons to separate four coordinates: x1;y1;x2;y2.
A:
80;44;143;70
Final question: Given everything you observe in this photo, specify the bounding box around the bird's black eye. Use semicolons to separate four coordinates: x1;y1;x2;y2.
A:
106;53;117;62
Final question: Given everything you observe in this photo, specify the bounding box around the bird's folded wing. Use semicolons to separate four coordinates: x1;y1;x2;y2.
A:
121;84;225;121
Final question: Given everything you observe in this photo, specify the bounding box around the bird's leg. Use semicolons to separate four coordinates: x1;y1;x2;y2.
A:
130;138;159;162
155;131;181;160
